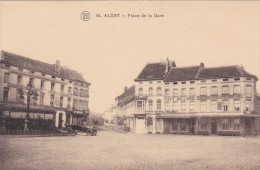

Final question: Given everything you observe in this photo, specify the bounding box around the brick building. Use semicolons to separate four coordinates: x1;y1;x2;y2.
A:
0;51;90;131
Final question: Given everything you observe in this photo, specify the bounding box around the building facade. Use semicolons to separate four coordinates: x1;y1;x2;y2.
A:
0;51;90;131
114;59;260;135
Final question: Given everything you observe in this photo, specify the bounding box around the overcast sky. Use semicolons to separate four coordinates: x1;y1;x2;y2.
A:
0;1;259;113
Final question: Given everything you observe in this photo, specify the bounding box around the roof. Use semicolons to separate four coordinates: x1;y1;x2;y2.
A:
1;51;89;84
197;65;258;80
164;66;200;82
135;61;175;81
116;85;135;107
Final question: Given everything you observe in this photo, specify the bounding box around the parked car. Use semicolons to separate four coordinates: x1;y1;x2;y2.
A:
65;124;97;136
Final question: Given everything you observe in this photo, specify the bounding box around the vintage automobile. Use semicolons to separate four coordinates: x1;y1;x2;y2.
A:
65;124;97;136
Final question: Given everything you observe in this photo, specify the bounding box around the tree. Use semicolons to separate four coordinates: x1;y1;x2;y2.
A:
17;83;39;131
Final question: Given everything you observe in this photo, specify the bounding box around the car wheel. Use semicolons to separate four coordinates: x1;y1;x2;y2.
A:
86;129;92;136
92;130;97;136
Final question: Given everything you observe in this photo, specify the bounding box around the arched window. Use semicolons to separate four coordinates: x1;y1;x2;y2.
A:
148;87;153;95
138;88;143;95
157;99;161;110
148;100;153;111
157;87;162;95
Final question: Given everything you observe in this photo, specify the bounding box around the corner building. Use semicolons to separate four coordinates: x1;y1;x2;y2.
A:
133;59;260;135
0;51;90;131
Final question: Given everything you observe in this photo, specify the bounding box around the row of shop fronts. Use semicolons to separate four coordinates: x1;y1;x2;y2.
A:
127;113;260;136
0;102;88;132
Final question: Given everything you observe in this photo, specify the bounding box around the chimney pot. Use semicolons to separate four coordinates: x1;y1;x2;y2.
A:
124;86;128;92
200;62;204;68
55;60;60;74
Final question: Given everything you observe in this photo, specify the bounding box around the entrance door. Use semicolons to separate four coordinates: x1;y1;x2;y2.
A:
211;121;217;135
245;120;251;135
136;117;145;134
58;113;63;128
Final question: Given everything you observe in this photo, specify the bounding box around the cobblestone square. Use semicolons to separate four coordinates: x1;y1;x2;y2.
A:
1;131;260;170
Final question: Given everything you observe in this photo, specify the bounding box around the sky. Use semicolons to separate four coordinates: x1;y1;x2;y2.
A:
0;1;259;113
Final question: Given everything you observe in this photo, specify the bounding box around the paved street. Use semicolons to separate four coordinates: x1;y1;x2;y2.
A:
0;130;260;170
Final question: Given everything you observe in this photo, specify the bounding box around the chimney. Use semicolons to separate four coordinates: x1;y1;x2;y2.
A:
55;60;60;75
165;58;169;73
200;62;204;68
124;86;128;92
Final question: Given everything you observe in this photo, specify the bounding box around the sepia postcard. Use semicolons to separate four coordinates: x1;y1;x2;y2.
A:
0;1;260;170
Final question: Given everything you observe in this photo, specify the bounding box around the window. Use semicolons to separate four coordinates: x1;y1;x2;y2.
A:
17;75;22;85
181;82;186;84
173;89;178;96
245;85;252;97
149;81;153;84
5;64;10;68
173;101;178;112
172;120;178;131
234;119;240;131
157;99;161;111
189;88;195;96
3;87;9;101
201;123;207;131
234;100;240;112
61;85;64;92
80;89;84;97
4;73;9;83
201;80;206;83
157;81;161;83
222;119;228;130
222;86;229;95
68;87;72;93
79;100;83;110
138;88;143;96
136;101;144;111
165;102;170;111
200;87;207;96
200;101;207;112
223;101;228;112
74;87;78;96
157;87;162;95
180;120;186;131
211;86;218;95
67;98;71;108
181;101;186;112
40;80;45;88
181;88;186;96
189;101;195;112
39;93;44;105
73;99;78;110
190;81;195;84
245;99;251;111
212;79;217;82
29;78;34;87
51;82;55;91
246;78;251;80
60;97;63;108
148;100;153;111
85;90;88;97
165;89;170;96
84;101;88;110
41;73;45;76
50;95;54;107
234;78;240;81
223;79;228;82
211;101;217;111
233;85;241;94
148;87;153;95
173;82;178;85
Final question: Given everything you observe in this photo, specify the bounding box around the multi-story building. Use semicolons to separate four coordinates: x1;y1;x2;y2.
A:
0;51;90;131
114;59;260;135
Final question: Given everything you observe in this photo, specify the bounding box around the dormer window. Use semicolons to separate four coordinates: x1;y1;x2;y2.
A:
173;82;178;85
223;79;228;82
190;81;195;84
181;82;186;84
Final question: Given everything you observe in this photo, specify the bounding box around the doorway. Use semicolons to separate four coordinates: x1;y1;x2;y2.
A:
58;113;63;128
211;121;217;135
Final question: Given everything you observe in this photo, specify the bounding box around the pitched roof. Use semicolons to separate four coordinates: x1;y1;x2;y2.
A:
164;66;200;82
1;51;89;83
116;85;135;106
135;63;168;81
197;65;258;80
